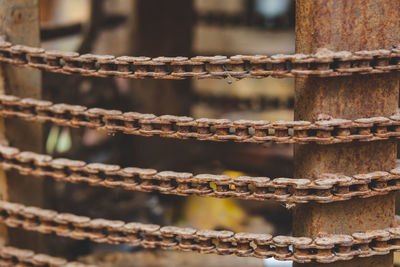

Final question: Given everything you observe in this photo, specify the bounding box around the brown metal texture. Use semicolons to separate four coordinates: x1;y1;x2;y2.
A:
1;94;400;145
128;0;195;176
0;244;93;267
2;200;400;264
1;41;400;80
2;144;400;204
0;0;45;251
293;1;400;266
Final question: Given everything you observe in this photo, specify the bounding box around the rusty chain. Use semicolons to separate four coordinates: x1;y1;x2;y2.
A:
1;144;400;204
1;94;400;145
1;200;400;264
1;40;400;80
0;245;93;267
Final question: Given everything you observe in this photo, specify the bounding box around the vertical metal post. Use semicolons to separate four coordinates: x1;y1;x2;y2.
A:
0;0;44;250
293;1;400;266
129;0;195;169
131;0;194;115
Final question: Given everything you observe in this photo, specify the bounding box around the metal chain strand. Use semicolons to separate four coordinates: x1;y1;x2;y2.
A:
1;200;400;264
1;94;400;145
1;40;400;80
0;244;94;267
1;144;400;204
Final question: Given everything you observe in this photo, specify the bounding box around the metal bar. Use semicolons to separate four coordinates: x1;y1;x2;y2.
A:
293;1;400;266
40;14;127;41
0;0;44;251
128;0;196;170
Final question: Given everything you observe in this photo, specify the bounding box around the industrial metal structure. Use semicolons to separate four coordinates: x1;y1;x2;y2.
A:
0;0;400;266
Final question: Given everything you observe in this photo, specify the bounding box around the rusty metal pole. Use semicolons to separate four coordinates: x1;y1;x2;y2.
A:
128;0;195;170
293;1;400;266
0;0;44;250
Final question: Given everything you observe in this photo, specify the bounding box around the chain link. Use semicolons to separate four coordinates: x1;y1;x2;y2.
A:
1;144;400;204
1;94;400;145
0;244;93;267
1;200;400;264
1;41;400;80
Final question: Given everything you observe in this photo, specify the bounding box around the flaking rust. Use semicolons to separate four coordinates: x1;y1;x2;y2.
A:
294;0;400;266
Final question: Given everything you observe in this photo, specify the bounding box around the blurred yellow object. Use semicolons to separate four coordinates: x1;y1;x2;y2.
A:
182;170;250;231
223;170;246;178
395;252;400;266
209;170;246;190
183;196;246;232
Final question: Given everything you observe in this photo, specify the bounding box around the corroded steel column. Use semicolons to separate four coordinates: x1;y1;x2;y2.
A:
294;1;400;266
0;0;44;250
129;0;195;169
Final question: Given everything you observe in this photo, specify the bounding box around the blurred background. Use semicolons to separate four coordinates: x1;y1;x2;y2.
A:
37;0;296;266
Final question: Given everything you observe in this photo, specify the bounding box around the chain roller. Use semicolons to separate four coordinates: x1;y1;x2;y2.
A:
1;144;400;204
1;40;400;80
1;200;400;263
1;94;400;145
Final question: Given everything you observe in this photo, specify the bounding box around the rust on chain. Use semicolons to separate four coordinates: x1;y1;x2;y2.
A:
1;95;400;145
1;41;400;80
0;244;93;266
1;144;400;204
0;200;400;264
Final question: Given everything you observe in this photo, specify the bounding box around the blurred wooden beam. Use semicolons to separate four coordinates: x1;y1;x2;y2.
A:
0;0;44;251
128;0;196;170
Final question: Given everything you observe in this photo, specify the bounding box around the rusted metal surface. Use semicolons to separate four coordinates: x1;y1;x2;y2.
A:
0;1;399;265
2;94;400;145
128;0;196;171
293;1;400;266
1;143;400;204
2;199;400;263
131;0;195;115
0;0;44;251
2;41;400;80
